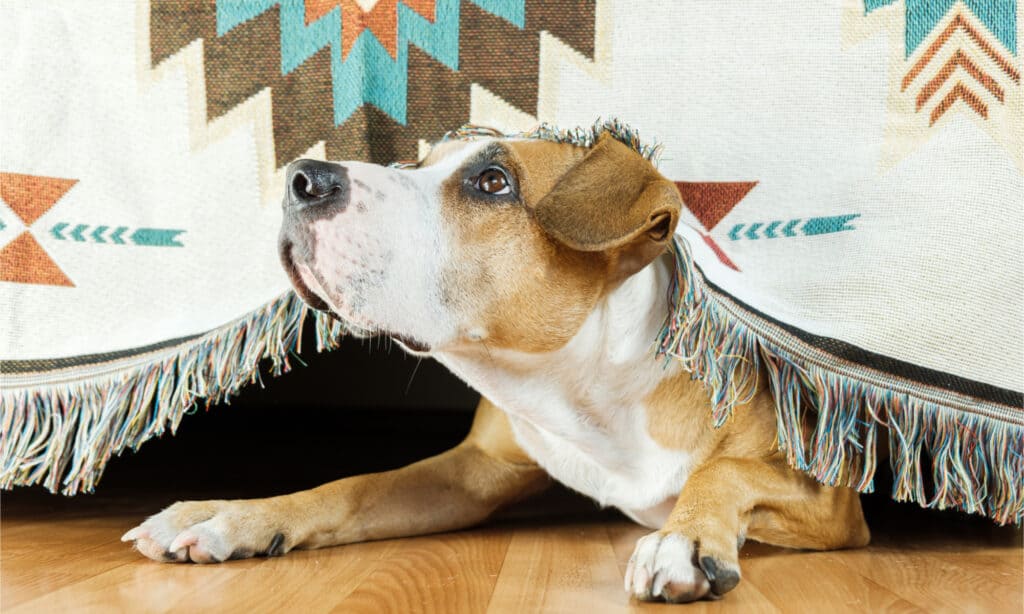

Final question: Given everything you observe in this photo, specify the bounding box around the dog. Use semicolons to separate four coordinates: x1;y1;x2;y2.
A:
122;127;870;603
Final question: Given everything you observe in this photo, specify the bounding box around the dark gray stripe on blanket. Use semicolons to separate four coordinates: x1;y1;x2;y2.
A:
0;333;205;374
699;273;1023;409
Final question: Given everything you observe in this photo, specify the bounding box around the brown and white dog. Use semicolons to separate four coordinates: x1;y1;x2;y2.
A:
122;129;870;603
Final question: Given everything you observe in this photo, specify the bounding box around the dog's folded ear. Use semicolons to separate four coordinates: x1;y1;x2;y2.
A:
533;133;681;275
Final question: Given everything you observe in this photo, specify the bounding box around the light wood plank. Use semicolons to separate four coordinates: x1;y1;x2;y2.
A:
2;494;1021;613
486;521;632;613
739;545;926;614
331;528;512;613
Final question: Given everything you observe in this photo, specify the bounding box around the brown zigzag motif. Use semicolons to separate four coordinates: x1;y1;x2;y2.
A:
902;11;1021;91
150;1;597;166
897;8;1019;128
916;49;1003;111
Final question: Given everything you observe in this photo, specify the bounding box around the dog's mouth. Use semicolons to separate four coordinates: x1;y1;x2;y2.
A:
279;240;431;354
279;240;333;313
389;334;430;353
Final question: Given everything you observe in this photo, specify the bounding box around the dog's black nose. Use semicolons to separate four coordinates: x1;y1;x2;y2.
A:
287;159;349;209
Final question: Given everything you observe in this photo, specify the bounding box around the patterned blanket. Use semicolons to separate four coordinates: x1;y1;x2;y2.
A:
1;1;1020;523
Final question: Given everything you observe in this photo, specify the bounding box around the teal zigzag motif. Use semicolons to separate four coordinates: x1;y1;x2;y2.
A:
215;0;525;125
865;0;1017;57
49;223;185;247
729;215;860;240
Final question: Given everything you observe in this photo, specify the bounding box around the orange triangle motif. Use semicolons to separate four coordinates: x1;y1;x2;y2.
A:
0;172;78;225
674;181;757;231
305;0;436;59
0;232;74;287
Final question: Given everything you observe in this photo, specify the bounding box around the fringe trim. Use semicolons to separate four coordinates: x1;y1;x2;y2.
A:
441;118;664;164
657;237;1024;525
0;292;345;495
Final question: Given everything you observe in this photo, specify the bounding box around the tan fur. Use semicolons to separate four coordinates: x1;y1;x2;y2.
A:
129;398;546;563
644;371;869;543
438;140;606;352
437;137;681;353
644;372;781;455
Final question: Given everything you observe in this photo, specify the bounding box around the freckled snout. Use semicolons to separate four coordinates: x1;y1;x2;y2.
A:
279;159;353;314
285;159;350;212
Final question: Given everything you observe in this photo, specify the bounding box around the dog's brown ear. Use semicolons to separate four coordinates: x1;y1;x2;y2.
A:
533;133;680;250
533;133;681;276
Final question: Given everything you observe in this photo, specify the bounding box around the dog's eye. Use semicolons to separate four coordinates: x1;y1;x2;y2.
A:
473;168;511;195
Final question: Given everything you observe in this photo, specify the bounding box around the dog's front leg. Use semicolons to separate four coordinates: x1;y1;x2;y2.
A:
624;455;870;603
123;399;547;563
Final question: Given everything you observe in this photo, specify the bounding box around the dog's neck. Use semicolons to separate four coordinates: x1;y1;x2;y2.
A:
435;250;681;433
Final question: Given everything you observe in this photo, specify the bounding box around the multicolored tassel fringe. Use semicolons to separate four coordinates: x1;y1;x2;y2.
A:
443;118;664;163
0;292;345;495
657;237;1024;525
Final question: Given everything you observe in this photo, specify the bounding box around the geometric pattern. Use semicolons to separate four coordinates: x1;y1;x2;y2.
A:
304;0;437;59
150;1;596;166
727;214;860;240
0;172;78;287
674;181;759;272
852;0;1023;169
894;8;1020;125
49;223;186;247
0;171;187;288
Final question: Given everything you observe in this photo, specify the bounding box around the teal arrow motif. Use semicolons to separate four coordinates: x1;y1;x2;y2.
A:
725;215;858;240
803;214;859;236
110;226;127;244
51;222;69;240
131;228;185;247
0;219;5;231
43;222;184;247
783;219;801;237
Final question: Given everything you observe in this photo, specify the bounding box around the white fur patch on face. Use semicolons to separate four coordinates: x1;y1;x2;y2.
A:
298;141;491;350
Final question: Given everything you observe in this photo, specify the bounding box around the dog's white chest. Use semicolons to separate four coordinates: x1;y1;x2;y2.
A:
437;254;690;528
504;400;692;528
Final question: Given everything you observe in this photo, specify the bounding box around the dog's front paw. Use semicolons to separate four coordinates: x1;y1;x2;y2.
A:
624;531;741;603
121;500;290;564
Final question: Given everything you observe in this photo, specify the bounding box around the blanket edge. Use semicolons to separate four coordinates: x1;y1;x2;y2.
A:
0;293;346;495
657;237;1023;526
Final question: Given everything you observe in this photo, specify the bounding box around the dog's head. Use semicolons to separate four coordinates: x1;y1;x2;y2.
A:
278;130;682;355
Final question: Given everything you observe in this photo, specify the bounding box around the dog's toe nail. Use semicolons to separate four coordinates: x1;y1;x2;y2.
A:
229;548;255;560
265;532;286;557
699;556;740;595
162;549;182;562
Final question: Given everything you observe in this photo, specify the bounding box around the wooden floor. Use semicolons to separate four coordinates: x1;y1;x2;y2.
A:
2;486;1021;613
1;405;1021;613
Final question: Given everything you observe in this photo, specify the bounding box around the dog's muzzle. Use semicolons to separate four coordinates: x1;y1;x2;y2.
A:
276;160;433;354
278;159;351;312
